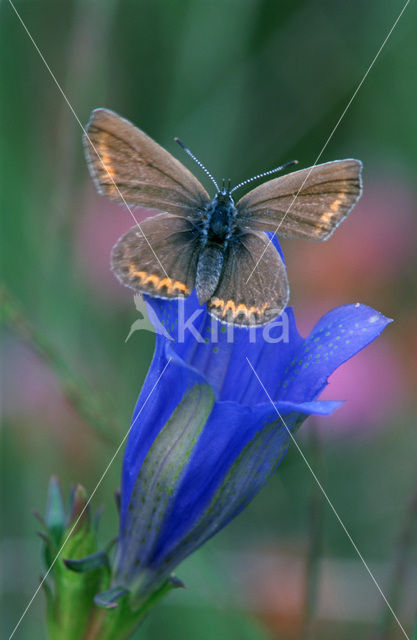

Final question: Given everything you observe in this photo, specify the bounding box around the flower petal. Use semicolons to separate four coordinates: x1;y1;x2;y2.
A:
116;382;214;598
150;396;340;570
146;293;304;405
120;335;207;519
153;419;293;575
143;233;296;406
279;304;392;402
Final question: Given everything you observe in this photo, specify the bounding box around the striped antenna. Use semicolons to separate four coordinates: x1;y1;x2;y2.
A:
175;138;219;192
230;160;298;195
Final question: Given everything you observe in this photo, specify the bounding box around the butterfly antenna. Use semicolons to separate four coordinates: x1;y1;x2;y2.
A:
175;137;220;192
230;159;298;195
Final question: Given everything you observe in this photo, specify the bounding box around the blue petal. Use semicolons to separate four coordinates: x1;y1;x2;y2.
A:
120;333;206;519
116;382;214;601
157;419;295;573
146;293;304;405
143;233;294;406
150;396;340;568
152;421;292;575
278;304;392;402
266;231;286;263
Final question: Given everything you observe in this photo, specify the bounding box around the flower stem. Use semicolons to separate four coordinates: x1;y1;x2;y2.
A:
0;283;117;445
302;420;324;640
412;614;417;640
374;472;417;640
81;581;174;640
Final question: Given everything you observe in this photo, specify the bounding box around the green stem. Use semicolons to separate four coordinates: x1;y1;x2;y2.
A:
302;420;324;640
412;613;417;640
0;283;117;445
374;472;417;640
82;581;174;640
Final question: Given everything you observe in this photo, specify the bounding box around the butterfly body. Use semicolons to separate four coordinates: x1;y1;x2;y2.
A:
84;108;363;326
195;243;225;304
193;190;239;303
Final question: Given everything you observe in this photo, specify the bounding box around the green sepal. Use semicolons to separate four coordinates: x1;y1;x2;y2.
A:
67;484;91;534
37;478;111;640
105;536;118;555
63;551;110;573
32;508;49;533
45;476;65;549
169;574;186;589
47;492;109;639
41;576;54;623
94;585;129;609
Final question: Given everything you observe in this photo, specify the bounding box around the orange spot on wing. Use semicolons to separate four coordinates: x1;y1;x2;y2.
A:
319;211;335;226
95;136;117;195
329;195;344;212
315;194;346;234
128;265;189;295
210;297;268;319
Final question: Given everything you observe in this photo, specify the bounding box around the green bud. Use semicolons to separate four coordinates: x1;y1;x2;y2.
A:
37;478;110;640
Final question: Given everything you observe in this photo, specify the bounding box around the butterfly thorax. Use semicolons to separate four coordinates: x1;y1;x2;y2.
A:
203;191;237;243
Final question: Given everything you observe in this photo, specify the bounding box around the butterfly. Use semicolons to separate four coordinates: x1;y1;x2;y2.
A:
84;108;362;326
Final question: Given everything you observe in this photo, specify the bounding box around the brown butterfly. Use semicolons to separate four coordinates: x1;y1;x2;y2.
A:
84;108;362;326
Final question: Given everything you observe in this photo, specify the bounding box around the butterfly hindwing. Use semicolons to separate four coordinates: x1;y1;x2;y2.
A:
236;159;362;241
111;214;200;299
84;109;209;215
207;231;289;326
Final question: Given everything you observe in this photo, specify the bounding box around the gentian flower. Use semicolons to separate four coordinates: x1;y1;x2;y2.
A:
107;239;391;612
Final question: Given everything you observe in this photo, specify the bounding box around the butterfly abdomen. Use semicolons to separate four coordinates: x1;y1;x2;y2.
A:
195;244;224;305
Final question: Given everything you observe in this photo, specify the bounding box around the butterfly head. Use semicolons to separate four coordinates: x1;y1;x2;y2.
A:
214;181;234;203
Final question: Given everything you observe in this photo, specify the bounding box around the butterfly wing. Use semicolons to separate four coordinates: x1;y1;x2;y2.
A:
207;231;289;326
84;108;210;215
111;214;200;299
236;159;362;241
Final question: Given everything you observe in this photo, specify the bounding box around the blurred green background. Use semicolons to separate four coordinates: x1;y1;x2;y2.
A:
1;1;417;639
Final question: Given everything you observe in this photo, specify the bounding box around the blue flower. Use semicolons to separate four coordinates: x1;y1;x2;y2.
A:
113;243;391;608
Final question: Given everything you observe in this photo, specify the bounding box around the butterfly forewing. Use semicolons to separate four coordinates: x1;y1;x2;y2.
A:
111;214;200;299
84;109;209;215
207;231;289;326
236;159;362;241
